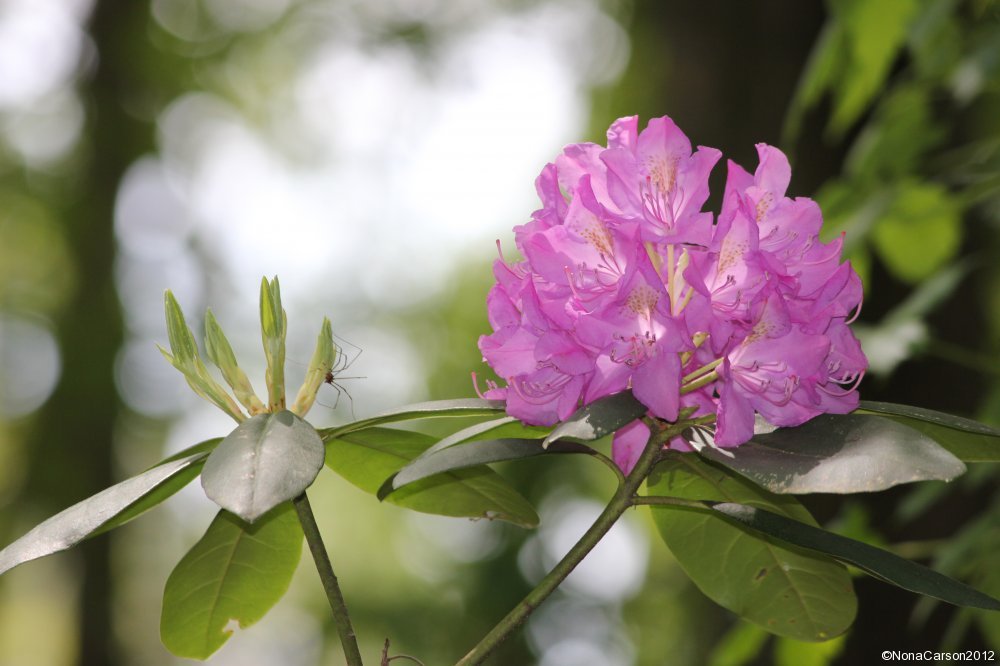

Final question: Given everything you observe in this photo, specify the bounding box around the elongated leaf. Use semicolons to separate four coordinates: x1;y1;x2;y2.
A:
159;437;223;464
325;427;538;528
647;453;856;641
0;453;205;575
712;503;1000;611
92;462;204;538
320;398;506;440
858;401;1000;436
93;437;223;536
385;438;592;496
858;401;1000;462
696;414;966;494
201;411;325;523
416;416;552;460
161;504;303;660
543;390;648;447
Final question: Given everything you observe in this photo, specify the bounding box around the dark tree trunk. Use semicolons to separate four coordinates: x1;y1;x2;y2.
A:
24;2;153;664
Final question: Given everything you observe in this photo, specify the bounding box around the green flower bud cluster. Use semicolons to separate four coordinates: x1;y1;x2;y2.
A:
159;276;335;421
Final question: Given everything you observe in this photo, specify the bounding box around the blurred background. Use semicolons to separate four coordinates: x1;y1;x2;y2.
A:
0;0;999;664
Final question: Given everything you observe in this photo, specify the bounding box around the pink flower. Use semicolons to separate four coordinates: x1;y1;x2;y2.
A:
478;116;866;472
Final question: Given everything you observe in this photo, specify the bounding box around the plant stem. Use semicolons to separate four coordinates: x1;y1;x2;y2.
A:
681;369;719;395
455;419;685;666
293;492;364;666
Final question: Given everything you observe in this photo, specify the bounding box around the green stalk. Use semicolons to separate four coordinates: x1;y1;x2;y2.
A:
293;493;364;666
454;419;687;666
681;369;719;395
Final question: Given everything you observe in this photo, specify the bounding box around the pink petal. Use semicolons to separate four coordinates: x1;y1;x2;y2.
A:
612;419;651;474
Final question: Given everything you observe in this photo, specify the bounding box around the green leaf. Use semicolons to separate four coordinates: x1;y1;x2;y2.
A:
647;453;857;641
845;86;944;182
385;438;592;496
320;398;506;439
201;411;325;523
695;414;966;494
325;427;538;528
858;401;1000;436
712;503;1000;611
828;0;919;134
91;459;205;538
159;437;224;464
161;504;303;660
416;416;552;460
96;438;225;537
871;181;963;284
0;452;206;575
543;390;647;447
857;401;1000;461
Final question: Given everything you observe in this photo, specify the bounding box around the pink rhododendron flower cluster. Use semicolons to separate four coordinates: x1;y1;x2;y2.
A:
478;116;867;472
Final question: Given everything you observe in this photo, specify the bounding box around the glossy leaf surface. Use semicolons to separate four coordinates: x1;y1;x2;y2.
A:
543;390;647;446
415;416;552;460
325;427;538;528
696;414;966;493
320;398;505;439
386;438;592;495
160;504;303;660
93;438;223;536
713;503;1000;611
857;401;1000;462
0;452;205;575
201;410;325;523
647;453;856;641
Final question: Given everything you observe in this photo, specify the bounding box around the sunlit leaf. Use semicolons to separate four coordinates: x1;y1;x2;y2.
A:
871;181;962;284
93;438;224;537
845;86;944;181
201;411;325;523
385;438;592;495
712;503;1000;611
320;398;505;440
857;401;1000;462
414;416;552;461
829;0;919;134
543;390;647;447
325;427;538;528
647;453;856;641
785;0;919;139
0;452;205;575
92;462;204;538
160;504;302;660
696;414;966;494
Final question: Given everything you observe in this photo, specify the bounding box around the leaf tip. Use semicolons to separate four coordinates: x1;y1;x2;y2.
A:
376;474;398;502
